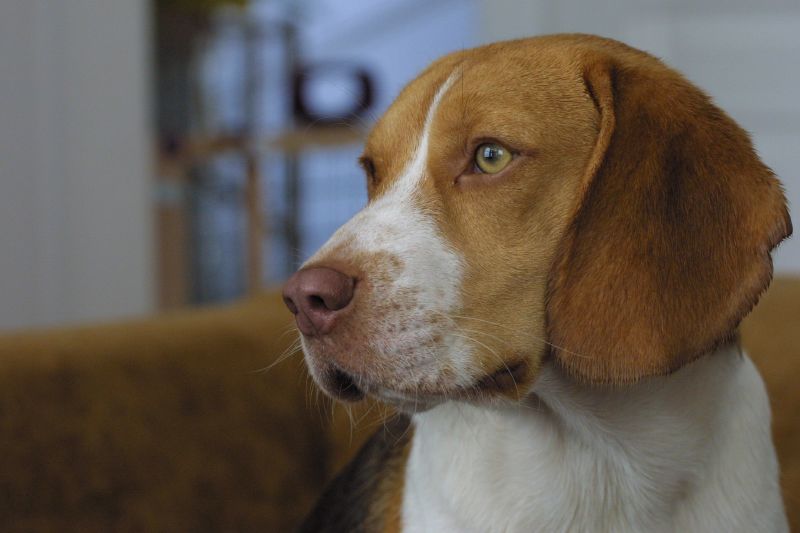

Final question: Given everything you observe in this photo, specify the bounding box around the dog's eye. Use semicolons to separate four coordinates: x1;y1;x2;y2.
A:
474;143;512;174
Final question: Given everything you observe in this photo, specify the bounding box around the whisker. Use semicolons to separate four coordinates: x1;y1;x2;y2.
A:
434;311;594;360
253;337;304;373
449;332;521;400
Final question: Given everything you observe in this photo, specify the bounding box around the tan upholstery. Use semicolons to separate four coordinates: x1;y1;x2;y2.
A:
0;293;330;531
0;280;797;531
742;277;800;528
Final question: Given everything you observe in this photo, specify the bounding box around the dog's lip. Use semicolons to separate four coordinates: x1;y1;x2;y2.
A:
315;363;532;407
367;361;530;408
474;360;529;394
311;362;366;402
306;349;530;407
369;386;442;413
327;367;366;402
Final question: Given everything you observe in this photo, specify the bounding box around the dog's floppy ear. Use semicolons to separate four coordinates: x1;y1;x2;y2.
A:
547;47;791;384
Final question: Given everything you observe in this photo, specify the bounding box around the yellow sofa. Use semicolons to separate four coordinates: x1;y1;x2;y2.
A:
0;282;798;531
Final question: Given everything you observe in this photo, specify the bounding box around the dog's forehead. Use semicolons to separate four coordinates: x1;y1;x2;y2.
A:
364;41;584;175
364;61;460;182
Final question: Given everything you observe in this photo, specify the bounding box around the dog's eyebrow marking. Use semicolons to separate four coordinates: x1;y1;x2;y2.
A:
390;70;461;199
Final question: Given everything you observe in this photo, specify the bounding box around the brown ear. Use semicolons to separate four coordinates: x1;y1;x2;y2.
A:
547;46;792;384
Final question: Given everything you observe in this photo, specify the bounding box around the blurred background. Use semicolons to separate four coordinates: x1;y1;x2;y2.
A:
1;2;799;531
1;0;798;330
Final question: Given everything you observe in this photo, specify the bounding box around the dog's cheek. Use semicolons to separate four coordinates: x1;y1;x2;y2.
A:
300;202;468;387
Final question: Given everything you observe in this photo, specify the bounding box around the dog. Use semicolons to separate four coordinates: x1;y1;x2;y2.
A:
282;34;792;532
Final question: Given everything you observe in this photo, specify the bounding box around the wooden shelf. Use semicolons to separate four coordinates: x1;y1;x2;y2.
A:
158;126;367;167
155;124;368;307
266;125;366;153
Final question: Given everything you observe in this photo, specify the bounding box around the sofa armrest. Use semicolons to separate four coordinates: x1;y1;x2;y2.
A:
742;277;800;529
0;293;327;532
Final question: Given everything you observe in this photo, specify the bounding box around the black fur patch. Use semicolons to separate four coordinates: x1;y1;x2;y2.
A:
298;415;412;533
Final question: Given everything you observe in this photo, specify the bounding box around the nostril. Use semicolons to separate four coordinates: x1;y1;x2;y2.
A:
307;294;327;311
302;272;355;313
282;266;356;336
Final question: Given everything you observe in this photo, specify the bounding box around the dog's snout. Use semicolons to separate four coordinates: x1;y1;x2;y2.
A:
282;267;355;336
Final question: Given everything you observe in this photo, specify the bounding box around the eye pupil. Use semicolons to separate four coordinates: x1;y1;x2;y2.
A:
474;142;511;174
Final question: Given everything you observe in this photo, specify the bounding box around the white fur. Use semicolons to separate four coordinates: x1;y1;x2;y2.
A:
305;72;478;393
310;71;461;297
402;345;788;532
301;68;788;532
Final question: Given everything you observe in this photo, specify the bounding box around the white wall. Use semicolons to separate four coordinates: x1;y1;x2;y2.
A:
479;0;800;274
0;0;154;330
301;0;478;115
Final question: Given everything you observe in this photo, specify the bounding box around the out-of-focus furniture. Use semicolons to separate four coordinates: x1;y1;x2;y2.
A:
741;277;800;528
0;293;337;532
0;280;798;531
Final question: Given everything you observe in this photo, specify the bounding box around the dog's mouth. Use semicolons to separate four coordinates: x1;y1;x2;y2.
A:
326;366;366;402
473;360;529;394
316;358;530;410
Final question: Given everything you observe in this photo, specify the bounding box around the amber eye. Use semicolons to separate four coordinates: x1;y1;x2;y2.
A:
474;142;512;174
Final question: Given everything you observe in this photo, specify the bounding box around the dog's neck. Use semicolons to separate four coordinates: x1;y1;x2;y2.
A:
402;343;784;532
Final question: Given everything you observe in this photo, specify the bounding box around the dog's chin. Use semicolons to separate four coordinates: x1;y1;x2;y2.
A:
307;361;440;412
307;356;532;414
314;377;448;414
369;387;443;413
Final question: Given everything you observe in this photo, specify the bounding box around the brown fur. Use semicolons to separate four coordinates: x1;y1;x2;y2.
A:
546;37;792;383
0;283;798;530
298;34;791;528
355;37;602;398
298;415;412;533
351;34;792;393
296;35;791;531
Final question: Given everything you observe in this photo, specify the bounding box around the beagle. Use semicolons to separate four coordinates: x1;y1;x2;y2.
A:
283;34;792;532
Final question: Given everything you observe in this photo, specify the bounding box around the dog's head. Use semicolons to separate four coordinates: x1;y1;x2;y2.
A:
283;34;791;410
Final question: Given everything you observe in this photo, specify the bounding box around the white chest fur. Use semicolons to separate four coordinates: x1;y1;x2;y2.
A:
401;346;787;533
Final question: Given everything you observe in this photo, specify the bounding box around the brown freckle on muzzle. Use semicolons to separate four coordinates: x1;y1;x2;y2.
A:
286;247;431;398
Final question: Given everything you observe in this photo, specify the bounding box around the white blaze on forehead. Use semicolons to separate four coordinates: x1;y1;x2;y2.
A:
310;69;462;287
382;70;460;199
307;70;471;384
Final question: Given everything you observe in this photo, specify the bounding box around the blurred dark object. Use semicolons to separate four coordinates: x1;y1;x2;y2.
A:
154;0;250;140
156;0;248;16
293;63;375;125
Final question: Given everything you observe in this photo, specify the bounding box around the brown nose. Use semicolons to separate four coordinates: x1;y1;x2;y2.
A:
282;267;355;336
